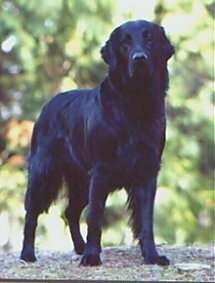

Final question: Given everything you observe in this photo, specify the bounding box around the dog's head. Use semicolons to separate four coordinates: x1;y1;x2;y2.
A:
101;20;174;80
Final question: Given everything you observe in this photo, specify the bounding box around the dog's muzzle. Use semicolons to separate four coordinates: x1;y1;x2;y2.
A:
129;51;149;78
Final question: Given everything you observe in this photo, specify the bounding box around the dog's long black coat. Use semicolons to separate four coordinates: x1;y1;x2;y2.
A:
20;20;174;266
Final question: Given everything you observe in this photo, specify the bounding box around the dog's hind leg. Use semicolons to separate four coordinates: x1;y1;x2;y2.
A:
20;154;63;262
20;205;39;262
65;177;88;255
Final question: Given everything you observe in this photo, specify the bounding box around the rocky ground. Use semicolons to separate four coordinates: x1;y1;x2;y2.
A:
0;245;214;281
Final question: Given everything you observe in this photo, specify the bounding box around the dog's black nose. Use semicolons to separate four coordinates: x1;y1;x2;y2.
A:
132;52;147;61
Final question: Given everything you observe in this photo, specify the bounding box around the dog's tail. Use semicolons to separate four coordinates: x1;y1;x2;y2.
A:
24;124;64;214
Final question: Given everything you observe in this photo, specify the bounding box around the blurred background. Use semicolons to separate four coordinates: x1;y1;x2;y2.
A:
0;0;214;252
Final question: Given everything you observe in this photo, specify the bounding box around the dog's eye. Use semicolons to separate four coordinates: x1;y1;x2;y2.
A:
142;30;150;40
122;34;132;44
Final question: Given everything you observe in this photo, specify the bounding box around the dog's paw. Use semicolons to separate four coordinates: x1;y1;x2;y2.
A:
80;253;102;266
20;249;37;262
144;255;170;266
74;240;86;255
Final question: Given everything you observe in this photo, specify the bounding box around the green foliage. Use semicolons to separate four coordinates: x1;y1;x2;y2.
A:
0;0;214;251
0;165;26;211
0;0;114;120
155;0;214;244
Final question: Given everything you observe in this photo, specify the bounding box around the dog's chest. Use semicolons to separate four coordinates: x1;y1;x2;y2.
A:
116;120;164;177
91;114;164;180
86;98;165;183
111;111;165;156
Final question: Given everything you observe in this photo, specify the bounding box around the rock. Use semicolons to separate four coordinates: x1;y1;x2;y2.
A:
175;263;211;271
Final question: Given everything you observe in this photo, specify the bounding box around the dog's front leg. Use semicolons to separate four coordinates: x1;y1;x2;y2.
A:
133;177;170;266
80;175;108;266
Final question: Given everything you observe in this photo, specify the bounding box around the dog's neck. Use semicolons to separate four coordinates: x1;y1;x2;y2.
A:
102;70;167;120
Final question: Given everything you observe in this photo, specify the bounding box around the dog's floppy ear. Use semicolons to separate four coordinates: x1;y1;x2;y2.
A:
101;28;119;70
101;40;115;66
160;26;175;60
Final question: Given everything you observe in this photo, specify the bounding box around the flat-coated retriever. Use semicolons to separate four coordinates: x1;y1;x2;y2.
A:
20;20;174;266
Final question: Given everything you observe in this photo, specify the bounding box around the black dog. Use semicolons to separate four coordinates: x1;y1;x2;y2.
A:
20;20;174;266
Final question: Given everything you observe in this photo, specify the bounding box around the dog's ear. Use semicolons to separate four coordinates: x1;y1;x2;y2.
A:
101;40;114;65
159;26;175;60
101;28;119;70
